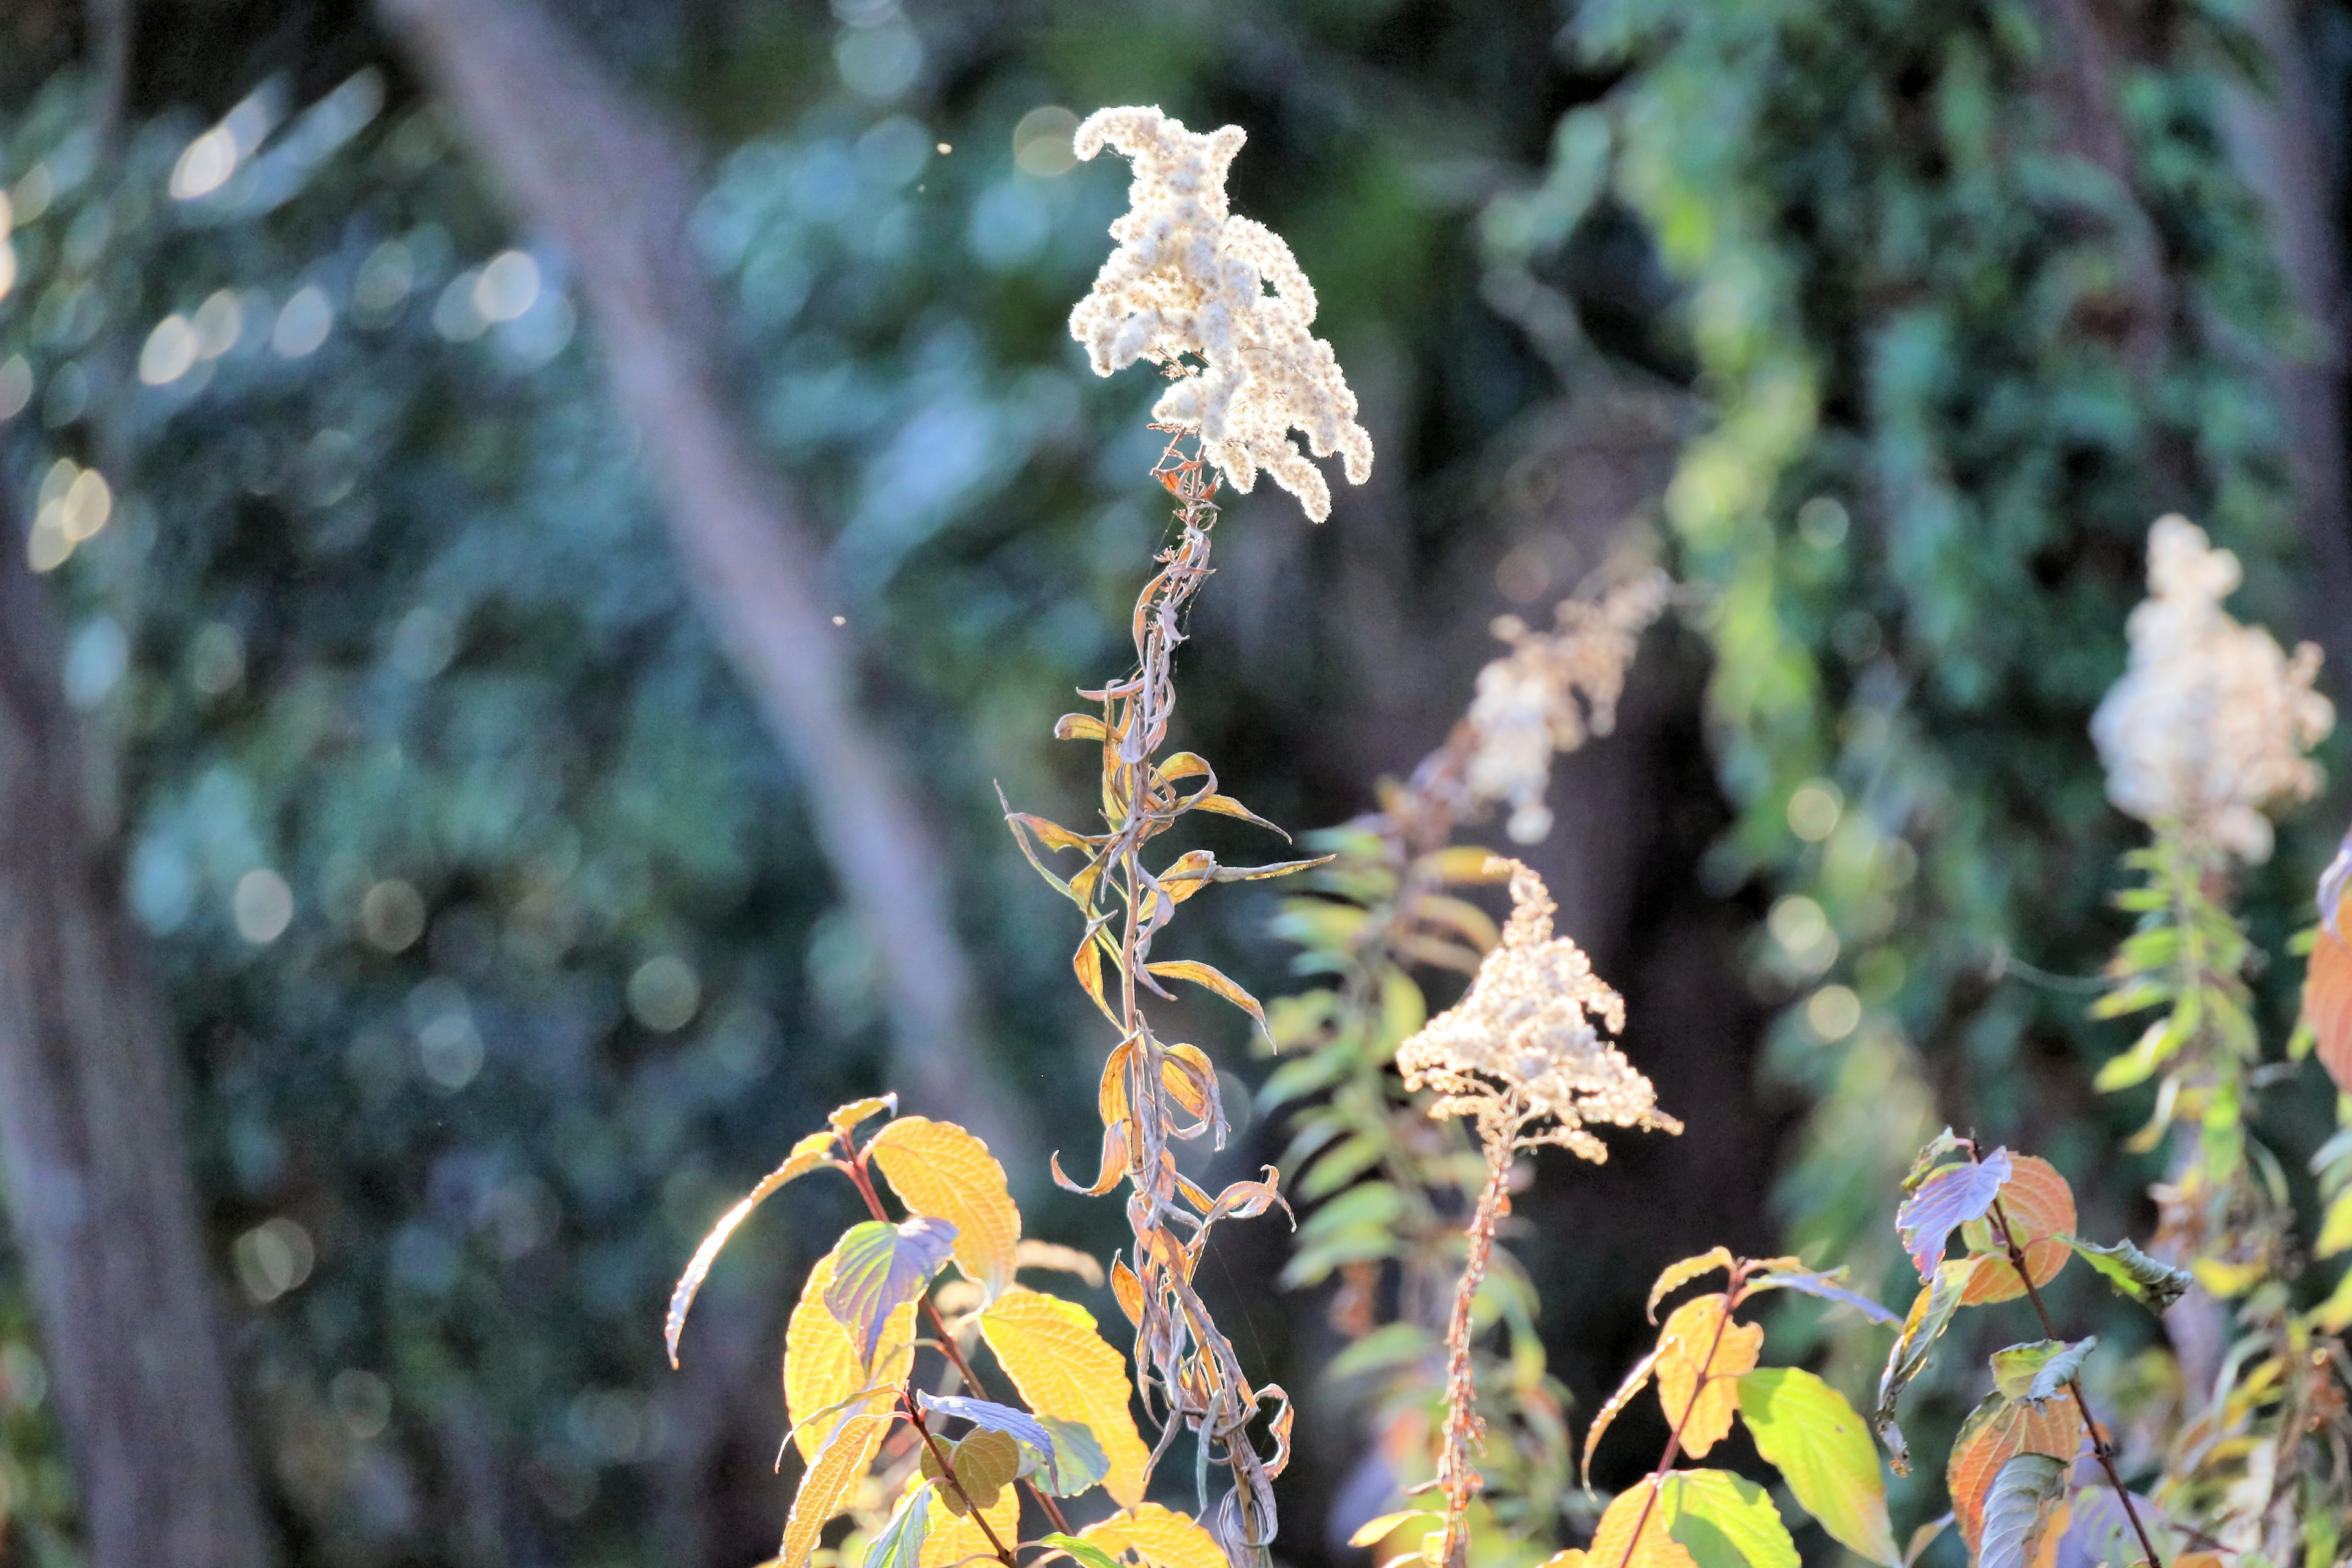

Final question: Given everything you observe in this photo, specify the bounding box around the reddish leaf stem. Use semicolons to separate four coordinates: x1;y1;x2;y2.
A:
903;1389;1020;1567
1608;1260;1749;1568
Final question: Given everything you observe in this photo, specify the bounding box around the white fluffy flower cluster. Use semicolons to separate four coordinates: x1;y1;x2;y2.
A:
1464;572;1669;843
1068;105;1374;522
1396;860;1679;1161
2091;515;2334;864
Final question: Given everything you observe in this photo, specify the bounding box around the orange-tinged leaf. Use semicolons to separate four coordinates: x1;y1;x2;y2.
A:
979;1286;1151;1507
1011;813;1102;856
1183;791;1289;839
1583;1343;1662;1487
1647;1248;1735;1323
1081;1503;1229;1568
1052;1120;1129;1196
1056;713;1110;742
868;1117;1023;1298
1110;1256;1145;1327
1158;752;1213;783
668;1129;837;1366
1960;1157;2077;1305
1947;1393;2086;1553
921;1472;1018;1568
1654;1294;1762;1459
1580;1477;1700;1568
1076;928;1117;1025
1145;959;1268;1036
831;1096;899;1137
780;1411;892;1568
785;1251;916;1463
2306;921;2352;1095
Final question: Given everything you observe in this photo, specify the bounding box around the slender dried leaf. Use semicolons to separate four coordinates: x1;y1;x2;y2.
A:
1144;959;1270;1036
1583;1343;1662;1487
1183;791;1291;839
1736;1368;1897;1566
868;1117;1022;1298
668;1129;838;1366
1875;1256;1981;1474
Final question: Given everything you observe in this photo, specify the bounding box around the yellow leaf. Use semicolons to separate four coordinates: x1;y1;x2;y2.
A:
668;1128;838;1366
1110;1256;1145;1326
1082;1503;1229;1568
780;1411;892;1568
979;1286;1151;1507
1145;959;1268;1035
1183;791;1289;838
1346;1510;1443;1550
867;1117;1023;1299
785;1251;915;1463
1423;846;1511;884
1654;1294;1762;1459
1056;712;1110;742
1580;1478;1698;1568
831;1096;899;1137
1646;1248;1735;1324
921;1475;1016;1568
1583;1343;1662;1487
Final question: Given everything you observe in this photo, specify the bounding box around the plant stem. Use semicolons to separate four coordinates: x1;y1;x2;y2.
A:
905;1390;1020;1567
1985;1196;2165;1568
1436;1142;1513;1568
1610;1263;1744;1568
844;1154;1074;1536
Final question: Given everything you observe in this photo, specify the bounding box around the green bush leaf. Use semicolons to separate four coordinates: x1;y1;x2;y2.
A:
1989;1338;2094;1401
1874;1255;1980;1474
1977;1453;2067;1568
1044;1532;1130;1568
861;1482;933;1568
1737;1368;1898;1566
1662;1469;1800;1568
2062;1235;2192;1314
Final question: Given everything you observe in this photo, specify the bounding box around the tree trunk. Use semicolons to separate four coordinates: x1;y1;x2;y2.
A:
376;0;1032;1170
0;492;276;1567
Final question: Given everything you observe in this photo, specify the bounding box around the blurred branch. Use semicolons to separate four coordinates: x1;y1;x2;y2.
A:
0;491;276;1567
2226;0;2352;695
83;0;132;148
375;0;1033;1168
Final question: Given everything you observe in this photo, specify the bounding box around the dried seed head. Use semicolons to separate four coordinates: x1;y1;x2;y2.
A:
2092;515;2333;864
1396;859;1679;1160
1069;105;1374;522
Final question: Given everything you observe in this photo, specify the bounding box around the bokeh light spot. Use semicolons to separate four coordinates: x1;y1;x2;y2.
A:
234;868;295;943
361;879;427;952
628;956;701;1032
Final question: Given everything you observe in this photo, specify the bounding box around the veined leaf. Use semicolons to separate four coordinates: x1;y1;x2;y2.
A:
831;1096;899;1137
1743;1267;1899;1326
1082;1502;1229;1568
1875;1256;1981;1474
1145;959;1269;1036
1977;1454;2067;1568
1736;1368;1896;1566
786;1251;916;1461
1989;1338;2094;1402
1548;1477;1698;1568
979;1286;1150;1507
1947;1391;2085;1552
1662;1469;1800;1568
780;1411;893;1568
920;1472;1018;1568
868;1117;1022;1299
667;1128;837;1366
1959;1155;2076;1305
1583;1343;1663;1487
1035;1417;1110;1496
918;1394;1056;1468
826;1217;957;1360
1894;1150;2011;1280
1655;1294;1762;1460
865;1481;935;1568
919;1429;1022;1512
1349;1511;1446;1549
1647;1248;1735;1323
2061;1235;2193;1314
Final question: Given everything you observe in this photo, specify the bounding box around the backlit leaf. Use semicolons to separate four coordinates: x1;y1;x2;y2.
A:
1145;959;1269;1037
868;1117;1022;1298
920;1429;1022;1513
786;1251;916;1461
979;1286;1151;1507
1582;1343;1662;1487
826;1217;957;1361
1550;1477;1698;1568
2305;919;2352;1094
1349;1512;1445;1549
1052;1120;1129;1197
1046;1536;1128;1568
1958;1156;2076;1305
1662;1469;1800;1568
1183;791;1290;839
1875;1256;1980;1474
779;1411;892;1568
1736;1368;1896;1565
667;1128;837;1366
1646;1248;1735;1323
1977;1454;2067;1568
1988;1338;2094;1402
1654;1294;1762;1459
2061;1235;2193;1314
1110;1255;1145;1326
1082;1502;1229;1568
1055;713;1110;742
865;1481;935;1568
1017;1240;1108;1288
1744;1267;1899;1326
921;1474;1017;1568
918;1394;1055;1467
1035;1417;1110;1496
1947;1392;2085;1552
1894;1150;2010;1279
832;1096;899;1137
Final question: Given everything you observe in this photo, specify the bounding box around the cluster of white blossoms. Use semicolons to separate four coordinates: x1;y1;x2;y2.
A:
1396;860;1679;1161
2091;514;2334;864
1068;105;1374;522
1464;571;1670;843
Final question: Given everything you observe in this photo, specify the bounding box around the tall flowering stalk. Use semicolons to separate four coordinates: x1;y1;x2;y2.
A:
1004;105;1372;1567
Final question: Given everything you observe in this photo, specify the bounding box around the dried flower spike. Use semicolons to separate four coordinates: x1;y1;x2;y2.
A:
1069;105;1374;522
2091;514;2333;864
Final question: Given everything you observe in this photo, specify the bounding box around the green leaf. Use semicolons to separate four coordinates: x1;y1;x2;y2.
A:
862;1482;933;1568
1033;1417;1109;1496
1662;1469;1801;1568
1737;1368;1897;1566
1901;1129;1969;1192
1989;1338;2094;1401
1977;1453;2067;1568
1044;1533;1130;1568
1875;1255;1980;1474
1349;1510;1444;1548
826;1217;957;1360
2062;1235;2192;1314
